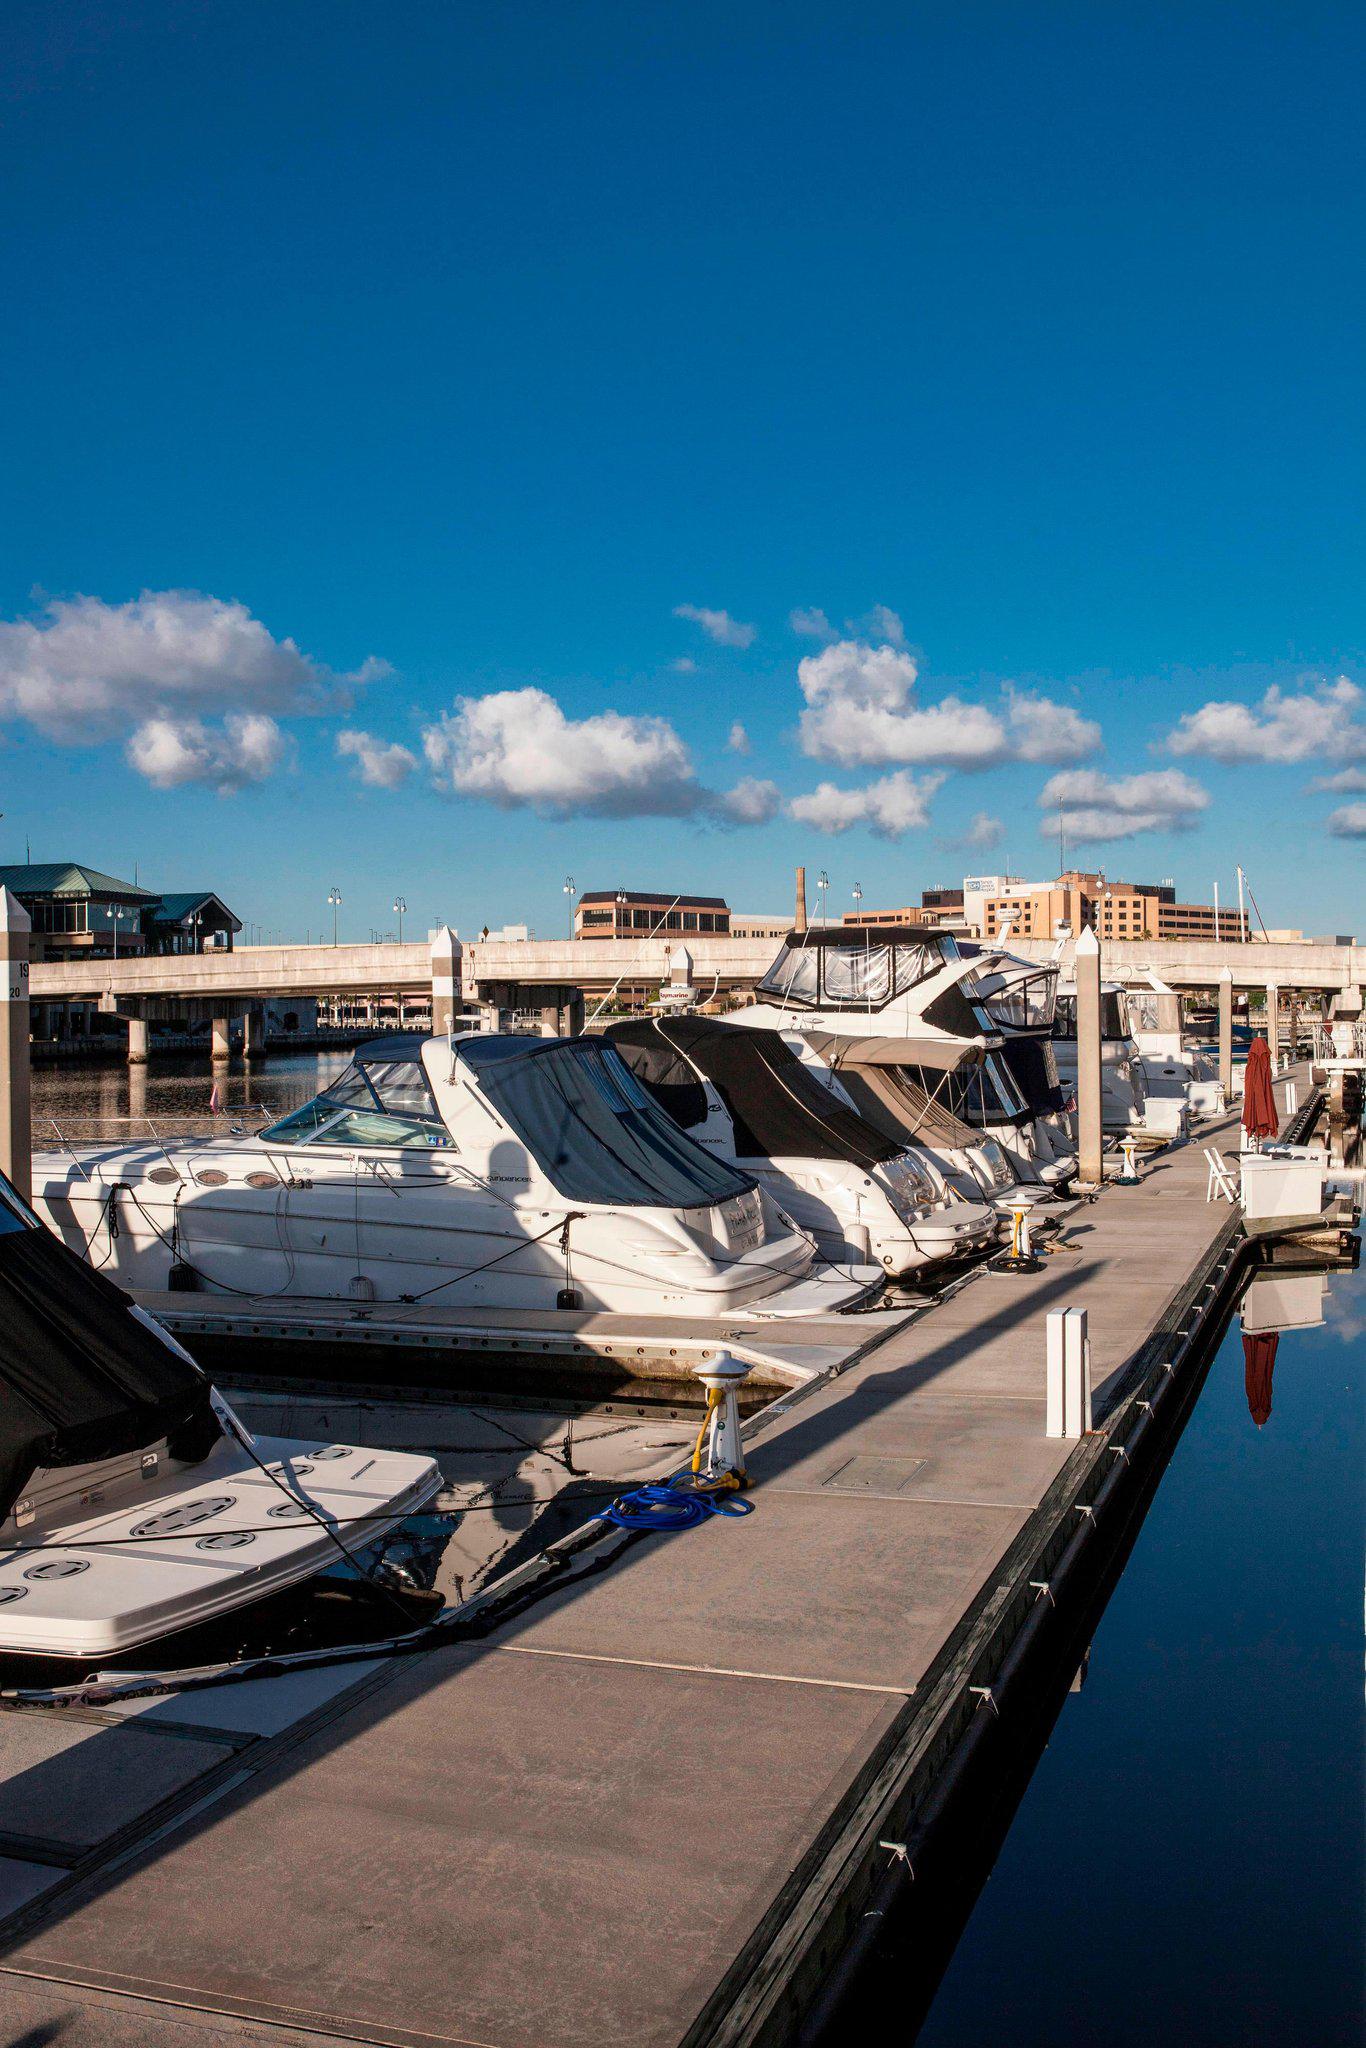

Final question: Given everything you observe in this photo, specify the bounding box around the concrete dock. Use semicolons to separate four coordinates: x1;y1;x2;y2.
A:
0;1109;1285;2045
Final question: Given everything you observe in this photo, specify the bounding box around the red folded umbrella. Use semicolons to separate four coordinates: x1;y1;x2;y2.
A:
1242;1034;1279;1142
1243;1329;1279;1427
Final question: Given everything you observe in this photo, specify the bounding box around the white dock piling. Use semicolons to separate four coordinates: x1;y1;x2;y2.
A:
1075;926;1104;1188
1046;1308;1092;1438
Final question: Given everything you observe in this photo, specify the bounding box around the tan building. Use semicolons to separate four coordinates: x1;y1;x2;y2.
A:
731;913;792;940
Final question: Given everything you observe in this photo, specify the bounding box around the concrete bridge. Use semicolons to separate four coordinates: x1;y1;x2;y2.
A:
28;928;1363;1059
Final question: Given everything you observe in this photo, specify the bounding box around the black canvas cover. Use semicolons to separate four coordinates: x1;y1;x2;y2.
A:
0;1191;219;1526
606;1017;901;1169
998;1037;1065;1115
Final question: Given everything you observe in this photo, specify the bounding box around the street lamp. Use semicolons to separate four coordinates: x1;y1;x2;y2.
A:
394;896;407;944
818;870;830;925
328;887;342;947
563;874;576;940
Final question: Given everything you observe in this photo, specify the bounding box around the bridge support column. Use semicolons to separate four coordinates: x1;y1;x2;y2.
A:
1217;967;1233;1102
540;1004;561;1038
211;1013;232;1062
1265;982;1280;1067
430;927;461;1036
127;1016;149;1065
1075;926;1103;1188
566;990;585;1037
0;887;32;1202
242;1007;264;1060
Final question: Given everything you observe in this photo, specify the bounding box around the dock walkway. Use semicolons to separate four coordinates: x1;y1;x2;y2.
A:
0;1115;1252;2047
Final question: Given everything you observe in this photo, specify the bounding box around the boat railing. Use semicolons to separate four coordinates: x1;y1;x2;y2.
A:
39;1109;275;1186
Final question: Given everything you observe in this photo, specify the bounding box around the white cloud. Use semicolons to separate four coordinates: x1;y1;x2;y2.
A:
671;656;697;674
789;769;945;839
1167;674;1364;763
1309;764;1366;793
796;639;1100;769
1004;687;1102;763
1039;767;1209;842
715;776;781;825
0;589;385;744
337;728;418;790
789;607;834;640
125;712;288;792
964;810;1005;849
673;604;756;649
421;687;701;818
846;604;906;648
727;720;751;753
1327;801;1366;839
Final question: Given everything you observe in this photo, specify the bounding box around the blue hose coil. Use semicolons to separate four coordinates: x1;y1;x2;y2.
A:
594;1483;755;1532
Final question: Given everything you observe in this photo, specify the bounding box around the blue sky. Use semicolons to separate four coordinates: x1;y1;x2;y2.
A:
1;0;1362;939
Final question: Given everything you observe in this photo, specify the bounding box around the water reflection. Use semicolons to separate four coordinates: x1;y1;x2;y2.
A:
853;1246;1365;2048
32;1051;351;1144
1242;1329;1278;1426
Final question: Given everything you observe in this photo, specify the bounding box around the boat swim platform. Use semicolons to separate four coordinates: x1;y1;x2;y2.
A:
0;1104;1285;2048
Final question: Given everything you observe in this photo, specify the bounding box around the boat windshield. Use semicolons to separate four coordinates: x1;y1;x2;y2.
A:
261;1056;453;1149
757;937;947;1010
963;967;1056;1032
462;1038;756;1207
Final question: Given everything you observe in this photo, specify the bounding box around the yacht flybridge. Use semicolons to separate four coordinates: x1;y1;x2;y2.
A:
739;925;1077;1188
606;1015;996;1277
34;1034;877;1319
0;1172;439;1660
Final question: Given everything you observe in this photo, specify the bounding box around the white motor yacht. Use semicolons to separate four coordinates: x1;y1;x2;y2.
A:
737;924;1076;1191
0;1171;440;1660
605;1015;996;1278
1126;977;1223;1119
33;1033;876;1319
1050;979;1173;1136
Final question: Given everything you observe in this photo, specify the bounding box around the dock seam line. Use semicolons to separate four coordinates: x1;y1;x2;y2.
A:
492;1643;913;1696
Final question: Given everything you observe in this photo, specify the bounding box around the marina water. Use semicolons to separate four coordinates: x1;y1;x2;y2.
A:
910;1250;1364;2047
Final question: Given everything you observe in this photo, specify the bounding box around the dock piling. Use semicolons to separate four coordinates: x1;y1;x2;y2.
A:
0;886;32;1201
1218;966;1234;1102
1075;926;1104;1187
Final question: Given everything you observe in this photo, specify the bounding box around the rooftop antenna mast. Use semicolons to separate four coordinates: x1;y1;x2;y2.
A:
1057;801;1066;877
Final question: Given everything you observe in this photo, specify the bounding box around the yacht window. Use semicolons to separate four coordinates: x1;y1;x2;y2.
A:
1051;993;1128;1040
820;944;895;1006
467;1040;755;1207
360;1059;441;1117
757;944;821;1007
970;970;1056;1032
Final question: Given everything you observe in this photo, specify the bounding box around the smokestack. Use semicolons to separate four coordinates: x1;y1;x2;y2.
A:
795;865;807;930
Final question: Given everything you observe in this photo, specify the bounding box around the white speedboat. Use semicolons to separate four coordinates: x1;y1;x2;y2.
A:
739;924;1076;1189
34;1034;875;1319
0;1171;440;1660
606;1016;996;1278
780;1032;1065;1235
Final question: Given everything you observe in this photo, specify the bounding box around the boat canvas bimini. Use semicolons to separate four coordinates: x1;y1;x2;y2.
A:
0;1173;440;1660
33;1034;876;1318
605;1015;996;1277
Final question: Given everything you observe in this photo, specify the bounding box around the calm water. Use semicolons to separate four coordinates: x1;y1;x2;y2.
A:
31;1049;348;1140
911;1252;1364;2048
